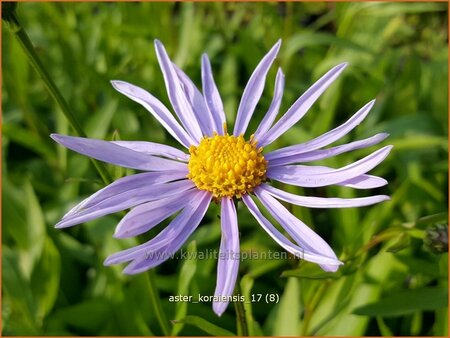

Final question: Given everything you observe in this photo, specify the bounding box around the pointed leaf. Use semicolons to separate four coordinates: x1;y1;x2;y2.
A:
353;287;448;317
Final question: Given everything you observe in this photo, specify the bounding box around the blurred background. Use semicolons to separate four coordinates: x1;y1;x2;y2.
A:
2;2;448;336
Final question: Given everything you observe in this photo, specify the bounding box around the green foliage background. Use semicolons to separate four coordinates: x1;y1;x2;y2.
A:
2;2;448;336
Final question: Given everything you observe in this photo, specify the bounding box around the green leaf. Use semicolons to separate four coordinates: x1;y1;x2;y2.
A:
413;212;448;228
2;178;28;249
247;257;285;278
111;284;155;336
365;2;446;15
284;32;374;59
240;274;263;336
22;180;47;277
272;277;300;336
172;315;235;336
394;255;442;278
386;233;411;253
376;316;394;336
282;262;343;280
55;232;96;265
390;135;448;151
2;248;39;335
85;99;118;139
282;269;341;280
353;287;448;317
30;236;61;320
3;123;55;162
434;307;448;336
52;299;113;332
3;179;47;278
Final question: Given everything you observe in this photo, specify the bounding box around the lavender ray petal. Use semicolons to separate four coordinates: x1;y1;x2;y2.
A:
268;133;389;166
342;175;388;189
56;180;195;228
267;145;392;188
104;191;211;269
110;80;195;148
256;189;339;271
113;191;197;238
258;184;390;208
201;54;226;134
269;167;386;189
122;246;171;274
265;100;375;160
111;140;189;161
269;163;387;189
258;63;348;147
253;68;285;141
213;198;240;316
267;172;387;190
104;195;203;266
51;134;188;172
122;191;210;274
154;40;203;141
173;63;215;136
63;171;186;218
233;40;282;136
242;195;343;267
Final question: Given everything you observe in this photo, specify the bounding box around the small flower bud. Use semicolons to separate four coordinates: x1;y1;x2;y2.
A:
424;223;448;254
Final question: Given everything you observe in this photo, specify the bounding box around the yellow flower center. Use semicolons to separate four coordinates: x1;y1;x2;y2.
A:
187;133;267;199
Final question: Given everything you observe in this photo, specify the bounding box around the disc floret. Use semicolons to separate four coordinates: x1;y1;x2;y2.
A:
187;133;267;198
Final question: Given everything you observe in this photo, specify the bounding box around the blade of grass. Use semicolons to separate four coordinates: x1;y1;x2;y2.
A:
234;278;249;336
2;4;112;184
172;315;235;336
145;270;171;336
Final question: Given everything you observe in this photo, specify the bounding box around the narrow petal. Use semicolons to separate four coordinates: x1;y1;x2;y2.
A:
233;40;282;136
51;134;188;172
267;145;392;188
341;175;388;189
62;171;185;218
201;54;226;134
111;80;195;148
122;191;211;274
111;140;189;161
258;184;390;208
258;63;348;147
265;100;376;160
256;189;339;271
242;195;343;267
213;198;240;316
268;133;389;166
104;191;211;268
253;68;285;141
173;63;215;136
113;191;197;238
154;40;203;141
104;196;200;265
270;163;388;189
56;179;195;228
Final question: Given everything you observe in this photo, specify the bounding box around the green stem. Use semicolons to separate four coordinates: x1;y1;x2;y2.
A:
146;270;171;336
301;282;328;335
3;6;112;184
234;279;249;336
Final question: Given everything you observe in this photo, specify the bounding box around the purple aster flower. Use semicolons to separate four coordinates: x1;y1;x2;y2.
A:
51;39;392;316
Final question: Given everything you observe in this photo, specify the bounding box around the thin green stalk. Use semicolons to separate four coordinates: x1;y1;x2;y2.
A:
146;270;171;336
301;282;328;335
234;279;249;336
3;5;112;184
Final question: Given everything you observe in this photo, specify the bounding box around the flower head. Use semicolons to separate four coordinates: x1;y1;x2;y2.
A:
51;39;392;316
188;134;267;198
